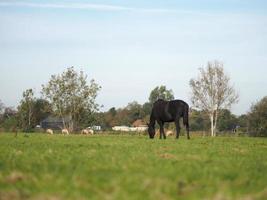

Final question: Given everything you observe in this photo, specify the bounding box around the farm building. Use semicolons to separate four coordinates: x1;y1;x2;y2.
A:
40;116;71;130
132;119;146;127
112;120;148;132
132;119;148;132
112;126;131;132
87;125;102;131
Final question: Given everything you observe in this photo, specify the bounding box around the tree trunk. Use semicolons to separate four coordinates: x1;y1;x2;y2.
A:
69;119;74;133
214;110;218;137
59;106;66;129
28;109;31;128
28;105;32;130
210;113;214;137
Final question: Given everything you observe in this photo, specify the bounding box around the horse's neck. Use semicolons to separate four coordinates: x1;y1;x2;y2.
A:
149;114;156;126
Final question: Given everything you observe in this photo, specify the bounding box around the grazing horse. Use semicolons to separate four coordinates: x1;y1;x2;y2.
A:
148;99;190;139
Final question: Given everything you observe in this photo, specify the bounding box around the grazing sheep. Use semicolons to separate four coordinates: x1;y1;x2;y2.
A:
81;129;89;135
62;128;69;135
154;130;173;137
155;130;160;137
166;130;174;136
46;129;53;135
81;129;94;135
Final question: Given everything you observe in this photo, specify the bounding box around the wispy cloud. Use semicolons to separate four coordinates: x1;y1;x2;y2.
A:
0;2;177;13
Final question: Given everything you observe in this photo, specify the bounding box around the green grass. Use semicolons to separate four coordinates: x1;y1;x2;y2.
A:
0;133;266;200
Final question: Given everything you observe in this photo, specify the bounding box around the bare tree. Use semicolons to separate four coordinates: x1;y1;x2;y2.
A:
189;61;239;136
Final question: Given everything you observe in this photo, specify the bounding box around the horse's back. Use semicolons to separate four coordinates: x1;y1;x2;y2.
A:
153;99;188;110
169;100;189;111
152;99;189;121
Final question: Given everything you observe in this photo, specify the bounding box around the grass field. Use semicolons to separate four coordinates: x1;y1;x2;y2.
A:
0;133;266;200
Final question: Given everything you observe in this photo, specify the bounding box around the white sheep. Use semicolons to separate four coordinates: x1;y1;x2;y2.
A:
166;130;174;136
62;128;69;135
81;129;89;135
46;129;53;135
88;129;94;135
81;128;94;135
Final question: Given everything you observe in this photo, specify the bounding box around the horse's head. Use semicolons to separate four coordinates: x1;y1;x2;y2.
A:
147;123;155;139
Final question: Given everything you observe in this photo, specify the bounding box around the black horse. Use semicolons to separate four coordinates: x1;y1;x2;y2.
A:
148;99;190;139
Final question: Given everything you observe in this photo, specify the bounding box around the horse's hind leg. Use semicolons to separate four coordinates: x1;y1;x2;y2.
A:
185;122;190;139
175;119;180;139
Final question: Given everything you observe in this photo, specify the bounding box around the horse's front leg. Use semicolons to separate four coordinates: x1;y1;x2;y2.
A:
175;119;181;139
159;122;166;139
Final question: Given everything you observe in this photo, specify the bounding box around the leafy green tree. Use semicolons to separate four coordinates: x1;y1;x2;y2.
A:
0;100;4;114
17;89;35;131
142;102;152;116
0;100;4;124
114;108;131;126
237;114;249;134
1;107;18;132
33;99;53;125
189;109;209;131
126;101;145;123
42;67;101;131
108;107;117;117
17;96;52;131
247;96;267;137
149;85;174;104
217;109;237;132
101;107;118;128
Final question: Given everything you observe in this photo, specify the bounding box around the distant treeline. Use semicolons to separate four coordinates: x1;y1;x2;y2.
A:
0;96;266;137
0;66;266;137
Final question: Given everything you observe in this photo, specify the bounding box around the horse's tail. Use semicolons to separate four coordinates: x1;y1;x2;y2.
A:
183;104;190;139
183;105;189;127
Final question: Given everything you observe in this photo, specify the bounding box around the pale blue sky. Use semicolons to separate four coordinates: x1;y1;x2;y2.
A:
0;0;267;114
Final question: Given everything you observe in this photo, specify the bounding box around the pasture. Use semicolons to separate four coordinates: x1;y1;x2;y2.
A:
0;133;266;200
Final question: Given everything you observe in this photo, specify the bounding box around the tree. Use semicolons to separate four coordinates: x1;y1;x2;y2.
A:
0;100;4;114
1;107;18;132
126;101;145;123
189;61;239;136
149;85;174;104
0;100;4;124
17;96;52;131
247;96;267;137
42;67;101;131
142;102;152;116
189;109;209;131
17;89;35;131
100;107;118;129
217;109;237;132
237;114;249;134
33;99;52;125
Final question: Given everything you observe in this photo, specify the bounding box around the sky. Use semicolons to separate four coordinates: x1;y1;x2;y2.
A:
0;0;267;115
